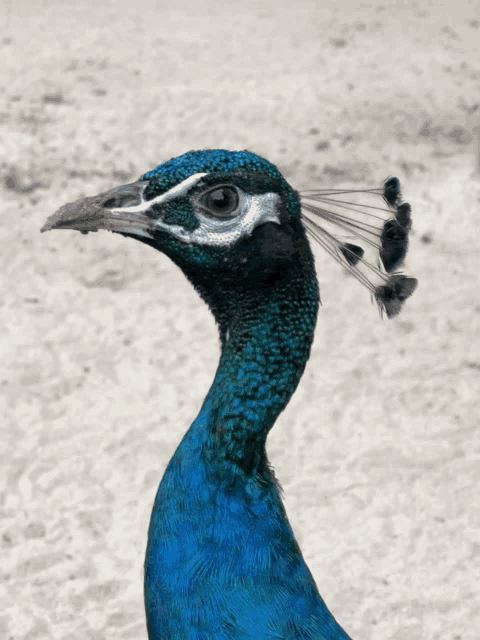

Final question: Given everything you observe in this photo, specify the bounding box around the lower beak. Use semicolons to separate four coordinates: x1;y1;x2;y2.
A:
41;180;157;241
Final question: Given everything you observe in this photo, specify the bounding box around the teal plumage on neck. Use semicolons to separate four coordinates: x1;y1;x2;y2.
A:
42;149;417;639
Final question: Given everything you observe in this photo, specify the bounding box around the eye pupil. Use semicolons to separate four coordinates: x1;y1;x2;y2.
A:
210;189;229;208
204;186;239;216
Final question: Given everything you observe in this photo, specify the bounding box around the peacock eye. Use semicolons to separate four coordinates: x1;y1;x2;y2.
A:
202;186;239;217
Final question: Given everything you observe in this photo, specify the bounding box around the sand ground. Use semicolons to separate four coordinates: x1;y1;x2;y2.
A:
1;1;479;638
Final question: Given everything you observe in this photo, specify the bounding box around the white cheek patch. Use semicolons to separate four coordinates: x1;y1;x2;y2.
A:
192;192;281;247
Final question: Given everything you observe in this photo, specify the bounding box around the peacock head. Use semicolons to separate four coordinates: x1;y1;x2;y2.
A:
43;149;309;279
41;148;417;319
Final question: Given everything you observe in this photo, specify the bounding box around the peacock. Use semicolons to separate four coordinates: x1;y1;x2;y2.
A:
42;149;417;640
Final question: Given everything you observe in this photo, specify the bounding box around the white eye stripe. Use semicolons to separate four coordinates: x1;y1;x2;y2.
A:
109;173;208;215
155;173;209;205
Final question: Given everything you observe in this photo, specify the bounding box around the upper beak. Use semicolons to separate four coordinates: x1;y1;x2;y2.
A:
41;180;157;241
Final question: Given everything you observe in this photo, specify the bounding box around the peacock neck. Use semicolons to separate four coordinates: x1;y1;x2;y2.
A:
192;270;319;478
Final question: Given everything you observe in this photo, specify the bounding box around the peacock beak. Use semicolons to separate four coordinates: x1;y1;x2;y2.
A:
41;180;158;241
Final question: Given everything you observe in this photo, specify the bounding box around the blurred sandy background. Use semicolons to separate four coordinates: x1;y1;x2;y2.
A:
1;0;479;639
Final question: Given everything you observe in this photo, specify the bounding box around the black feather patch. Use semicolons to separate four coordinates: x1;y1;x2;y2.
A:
383;176;401;207
380;220;408;272
340;243;364;266
374;275;418;318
